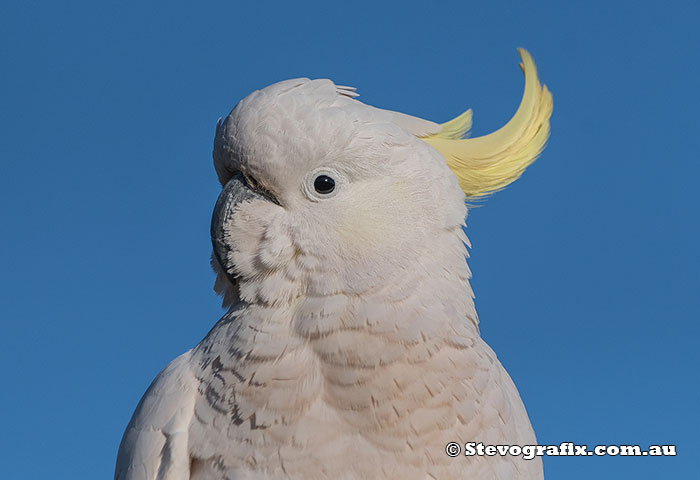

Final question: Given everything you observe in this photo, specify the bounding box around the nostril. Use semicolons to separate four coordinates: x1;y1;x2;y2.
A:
242;172;261;191
240;172;281;206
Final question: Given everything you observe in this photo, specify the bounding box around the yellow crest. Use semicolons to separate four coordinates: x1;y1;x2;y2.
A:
420;49;553;198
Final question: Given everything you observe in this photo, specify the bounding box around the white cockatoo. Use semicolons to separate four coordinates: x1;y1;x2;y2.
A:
116;49;553;480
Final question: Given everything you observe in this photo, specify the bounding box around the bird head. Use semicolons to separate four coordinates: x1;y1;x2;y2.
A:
211;49;552;308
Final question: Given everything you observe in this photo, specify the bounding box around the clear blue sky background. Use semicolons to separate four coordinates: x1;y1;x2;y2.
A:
1;1;698;478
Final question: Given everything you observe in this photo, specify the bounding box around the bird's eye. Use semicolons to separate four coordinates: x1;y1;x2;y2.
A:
304;168;343;201
313;175;335;195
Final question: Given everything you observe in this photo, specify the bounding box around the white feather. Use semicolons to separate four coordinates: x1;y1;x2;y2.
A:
116;72;545;479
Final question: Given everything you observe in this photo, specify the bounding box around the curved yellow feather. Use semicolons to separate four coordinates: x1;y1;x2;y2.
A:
421;48;553;198
434;109;472;140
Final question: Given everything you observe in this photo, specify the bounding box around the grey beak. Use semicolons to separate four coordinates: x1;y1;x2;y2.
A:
210;173;264;285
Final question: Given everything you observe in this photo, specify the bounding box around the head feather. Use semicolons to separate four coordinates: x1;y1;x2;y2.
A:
420;48;553;198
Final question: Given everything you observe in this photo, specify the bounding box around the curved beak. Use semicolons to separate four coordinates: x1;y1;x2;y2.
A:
210;173;268;285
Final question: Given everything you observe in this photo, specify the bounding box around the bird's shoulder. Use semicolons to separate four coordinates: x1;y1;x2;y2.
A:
115;351;198;480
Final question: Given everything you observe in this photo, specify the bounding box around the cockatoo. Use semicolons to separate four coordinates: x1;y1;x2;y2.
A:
115;49;553;480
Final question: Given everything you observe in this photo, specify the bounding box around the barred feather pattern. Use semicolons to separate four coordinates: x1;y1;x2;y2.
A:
186;219;541;479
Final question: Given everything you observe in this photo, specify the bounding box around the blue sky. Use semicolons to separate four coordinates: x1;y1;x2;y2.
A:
1;1;698;478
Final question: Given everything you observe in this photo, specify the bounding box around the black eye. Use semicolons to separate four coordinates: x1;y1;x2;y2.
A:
313;175;335;195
